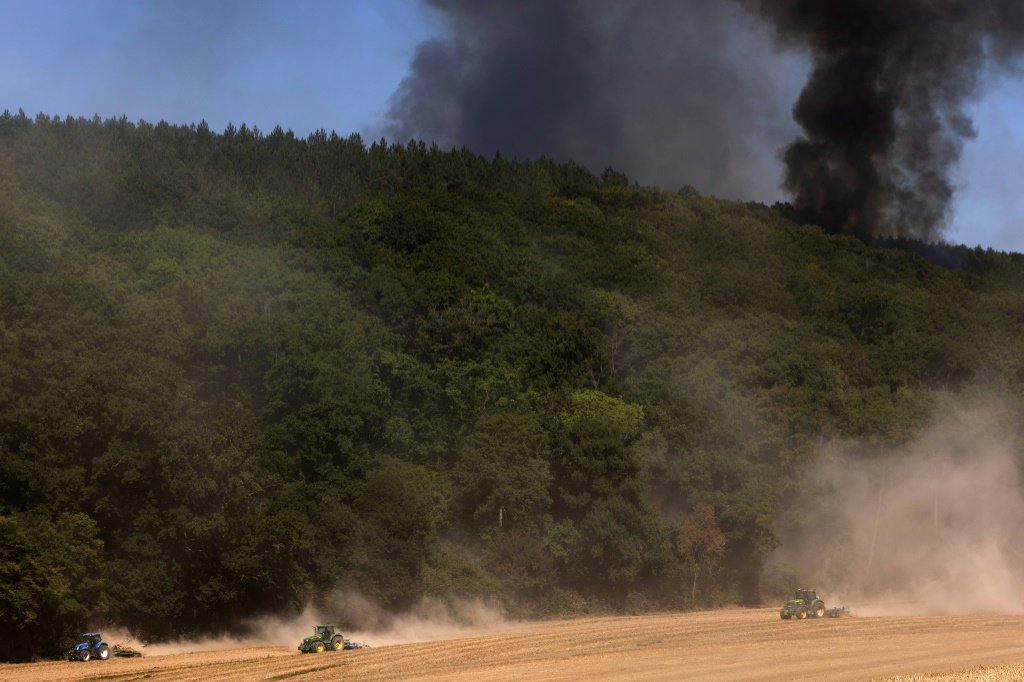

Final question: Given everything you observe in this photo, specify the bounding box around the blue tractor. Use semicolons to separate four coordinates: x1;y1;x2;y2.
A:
68;633;111;661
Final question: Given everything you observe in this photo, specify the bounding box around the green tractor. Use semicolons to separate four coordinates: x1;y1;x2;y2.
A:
779;589;826;620
298;624;345;653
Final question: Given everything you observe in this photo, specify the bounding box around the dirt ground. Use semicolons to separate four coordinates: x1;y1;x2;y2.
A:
5;608;1024;681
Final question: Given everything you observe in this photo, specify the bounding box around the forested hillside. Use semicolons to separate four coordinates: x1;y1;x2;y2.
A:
2;111;1023;660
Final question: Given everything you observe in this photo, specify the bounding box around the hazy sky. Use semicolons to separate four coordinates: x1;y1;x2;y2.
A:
1;0;1021;252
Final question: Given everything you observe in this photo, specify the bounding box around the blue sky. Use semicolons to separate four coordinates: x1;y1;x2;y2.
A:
0;0;1021;253
0;0;437;137
950;72;1024;253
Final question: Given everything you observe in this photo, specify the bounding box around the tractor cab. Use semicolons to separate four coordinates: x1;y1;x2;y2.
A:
794;589;818;603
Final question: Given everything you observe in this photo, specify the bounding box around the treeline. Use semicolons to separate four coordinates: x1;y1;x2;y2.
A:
1;110;1023;660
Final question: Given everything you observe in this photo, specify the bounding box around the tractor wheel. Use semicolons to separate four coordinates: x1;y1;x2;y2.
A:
80;649;91;662
814;603;825;618
315;641;325;653
797;607;808;620
332;636;344;651
97;645;110;660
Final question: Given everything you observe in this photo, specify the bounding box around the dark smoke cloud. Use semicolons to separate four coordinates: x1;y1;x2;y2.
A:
389;1;1024;243
752;1;1024;240
386;0;805;202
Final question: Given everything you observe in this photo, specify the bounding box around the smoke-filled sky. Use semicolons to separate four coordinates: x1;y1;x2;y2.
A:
2;0;1024;251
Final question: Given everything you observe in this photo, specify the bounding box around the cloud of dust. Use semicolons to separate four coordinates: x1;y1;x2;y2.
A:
135;593;512;656
321;592;514;647
770;400;1024;616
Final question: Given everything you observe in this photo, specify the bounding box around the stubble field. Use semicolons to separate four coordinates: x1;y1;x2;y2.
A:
5;608;1024;681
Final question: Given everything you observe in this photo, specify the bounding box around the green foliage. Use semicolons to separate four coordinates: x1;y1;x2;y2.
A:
350;460;447;609
454;412;552;537
0;512;105;661
1;114;1023;658
557;389;645;512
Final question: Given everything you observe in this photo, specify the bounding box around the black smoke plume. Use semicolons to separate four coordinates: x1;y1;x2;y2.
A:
753;1;1024;240
385;0;803;203
388;1;1024;242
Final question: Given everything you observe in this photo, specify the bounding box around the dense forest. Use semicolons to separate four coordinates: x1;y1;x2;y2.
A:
2;111;1023;661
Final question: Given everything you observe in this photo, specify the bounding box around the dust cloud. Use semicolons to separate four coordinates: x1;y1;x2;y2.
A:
770;400;1024;615
322;592;513;647
136;594;512;656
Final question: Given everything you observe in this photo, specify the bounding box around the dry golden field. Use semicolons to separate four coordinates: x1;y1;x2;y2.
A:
4;608;1024;681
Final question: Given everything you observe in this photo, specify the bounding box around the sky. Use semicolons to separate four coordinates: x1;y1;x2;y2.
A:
0;0;1021;253
0;0;437;139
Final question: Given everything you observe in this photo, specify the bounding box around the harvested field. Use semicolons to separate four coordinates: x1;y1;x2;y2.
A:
4;608;1024;681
